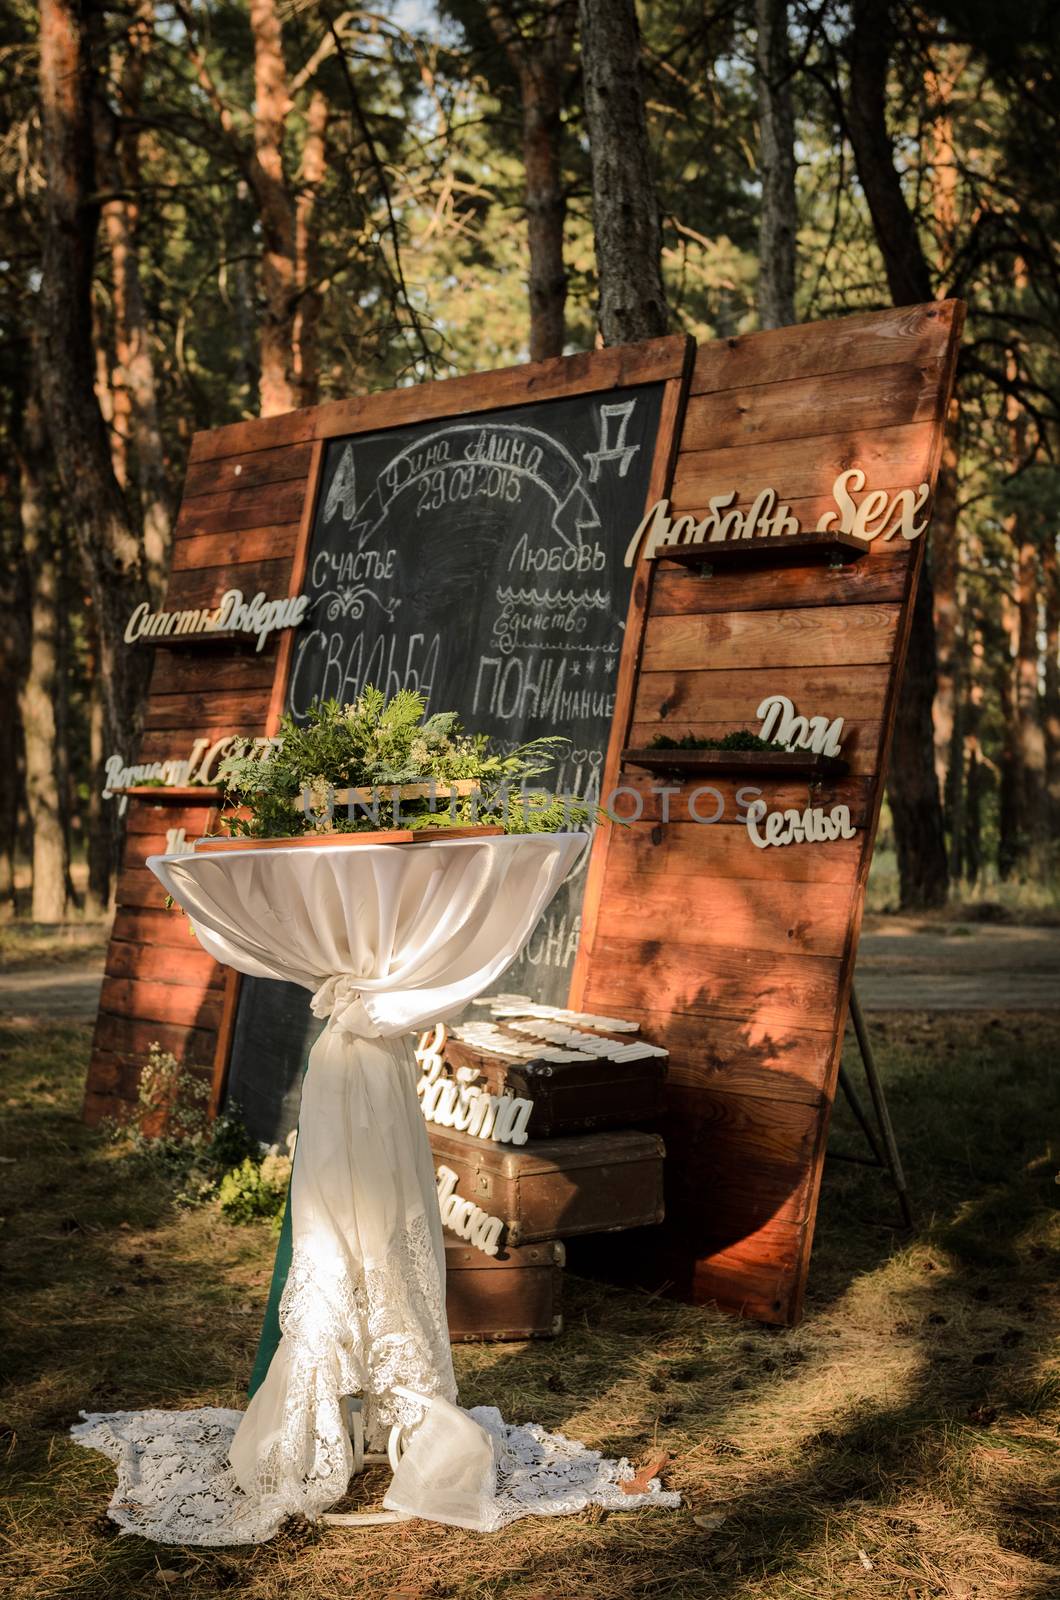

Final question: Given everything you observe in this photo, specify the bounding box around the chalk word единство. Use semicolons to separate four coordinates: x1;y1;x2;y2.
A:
415;1026;533;1146
623;469;930;566
435;1165;505;1257
124;588;310;653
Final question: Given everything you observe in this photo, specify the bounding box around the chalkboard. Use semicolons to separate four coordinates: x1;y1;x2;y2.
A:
225;382;665;1143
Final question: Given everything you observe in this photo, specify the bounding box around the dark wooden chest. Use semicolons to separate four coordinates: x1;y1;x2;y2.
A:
430;1125;666;1246
445;1239;565;1341
443;1036;667;1138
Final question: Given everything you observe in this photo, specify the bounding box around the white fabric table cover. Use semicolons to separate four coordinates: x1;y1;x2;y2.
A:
71;833;679;1543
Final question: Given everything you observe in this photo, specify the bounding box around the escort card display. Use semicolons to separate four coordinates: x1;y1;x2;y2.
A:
87;303;963;1326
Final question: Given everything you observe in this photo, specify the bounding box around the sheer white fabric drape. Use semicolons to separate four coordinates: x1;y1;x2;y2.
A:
69;835;678;1543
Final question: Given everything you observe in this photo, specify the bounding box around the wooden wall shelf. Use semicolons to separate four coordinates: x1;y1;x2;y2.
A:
658;530;868;571
136;631;263;652
622;747;849;779
113;786;224;801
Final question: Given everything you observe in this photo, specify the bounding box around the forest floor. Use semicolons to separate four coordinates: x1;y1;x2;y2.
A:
1;1007;1058;1600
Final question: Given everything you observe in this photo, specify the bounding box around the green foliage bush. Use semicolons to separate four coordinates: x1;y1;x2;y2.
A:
217;686;590;837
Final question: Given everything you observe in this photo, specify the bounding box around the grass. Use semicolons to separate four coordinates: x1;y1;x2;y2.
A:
0;920;109;970
1;1012;1058;1600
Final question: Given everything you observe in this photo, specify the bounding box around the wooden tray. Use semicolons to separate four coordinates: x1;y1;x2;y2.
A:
192;825;505;853
622;747;848;778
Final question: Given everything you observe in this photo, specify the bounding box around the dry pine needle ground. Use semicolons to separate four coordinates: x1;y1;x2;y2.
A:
0;1012;1057;1600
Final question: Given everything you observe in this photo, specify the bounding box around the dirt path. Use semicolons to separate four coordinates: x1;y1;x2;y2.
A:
1;920;1058;1024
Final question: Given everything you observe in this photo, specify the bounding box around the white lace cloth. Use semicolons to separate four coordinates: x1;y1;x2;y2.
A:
63;834;677;1543
71;1404;680;1545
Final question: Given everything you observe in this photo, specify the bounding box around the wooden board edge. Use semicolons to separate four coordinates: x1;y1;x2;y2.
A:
782;299;965;1325
568;342;696;1008
265;436;325;738
189;337;693;464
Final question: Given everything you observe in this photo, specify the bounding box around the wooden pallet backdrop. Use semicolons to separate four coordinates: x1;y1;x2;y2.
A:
85;306;962;1324
569;300;963;1321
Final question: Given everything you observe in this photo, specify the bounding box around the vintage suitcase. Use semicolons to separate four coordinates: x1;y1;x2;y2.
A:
442;1036;667;1138
431;1125;666;1246
445;1239;565;1341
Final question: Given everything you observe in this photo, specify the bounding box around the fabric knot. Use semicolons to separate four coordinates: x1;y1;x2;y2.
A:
310;975;383;1039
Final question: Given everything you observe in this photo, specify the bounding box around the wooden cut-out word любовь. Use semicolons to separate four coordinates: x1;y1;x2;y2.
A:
623;467;931;565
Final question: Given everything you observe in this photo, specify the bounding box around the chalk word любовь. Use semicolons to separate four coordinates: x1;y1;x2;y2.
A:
415;1025;533;1146
746;798;856;849
435;1165;505;1257
124;588;309;653
624;468;930;565
756;694;844;758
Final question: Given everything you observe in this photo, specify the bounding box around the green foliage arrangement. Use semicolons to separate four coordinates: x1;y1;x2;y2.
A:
217;1152;292;1233
648;730;790;752
217;686;589;838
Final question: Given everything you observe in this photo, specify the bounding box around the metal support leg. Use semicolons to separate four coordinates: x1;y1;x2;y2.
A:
848;985;914;1230
836;1060;886;1168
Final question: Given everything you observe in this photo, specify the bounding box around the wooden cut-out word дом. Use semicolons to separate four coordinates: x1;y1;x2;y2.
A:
756;694;844;758
745;798;856;849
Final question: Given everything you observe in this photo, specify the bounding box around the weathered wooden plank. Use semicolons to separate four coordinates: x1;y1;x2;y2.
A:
682;360;941;451
161;558;291;612
137;727;267;763
627;1008;834;1102
116;865;172;911
174;483;307;538
633;663;890;725
690;302;959;395
662;1089;820;1227
597;871;855;959
106;940;225;988
111;906;212;950
182;441;315;498
672;421;937;511
100;975;225;1029
122;801;221;836
600;818;863;886
650;544;908;616
93;1013;217;1068
189;336;692;464
170;524;302;571
626;719;882;774
142;689;273;733
608;773;874;828
641;604;900;673
148;647;277;698
582;936;842;1032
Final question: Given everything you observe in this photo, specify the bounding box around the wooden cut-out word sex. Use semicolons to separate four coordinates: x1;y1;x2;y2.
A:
756;694;844;758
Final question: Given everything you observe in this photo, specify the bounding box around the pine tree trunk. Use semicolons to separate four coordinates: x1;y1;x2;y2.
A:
932;413;960;807
488;3;575;362
846;0;948;907
99;0;172;599
16;381;69;923
578;0;668;345
1014;531;1047;865
887;563;949;907
0;538;27;918
292;89;328;405
1043;535;1060;840
248;0;298;416
755;0;797;329
85;654;113;917
38;0;152;766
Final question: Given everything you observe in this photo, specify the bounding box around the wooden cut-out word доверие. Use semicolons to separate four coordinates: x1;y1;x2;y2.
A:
623;468;931;565
756;694;844;758
123;587;310;652
435;1165;505;1256
745;798;857;849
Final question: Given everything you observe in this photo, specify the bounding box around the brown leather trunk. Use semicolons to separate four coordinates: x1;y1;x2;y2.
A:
430;1125;666;1246
444;1036;666;1137
445;1239;565;1341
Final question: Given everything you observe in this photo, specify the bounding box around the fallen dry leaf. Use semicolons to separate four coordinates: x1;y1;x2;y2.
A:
620;1449;670;1494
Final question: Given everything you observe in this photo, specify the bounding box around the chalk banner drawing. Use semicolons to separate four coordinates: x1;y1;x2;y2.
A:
226;384;665;1145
